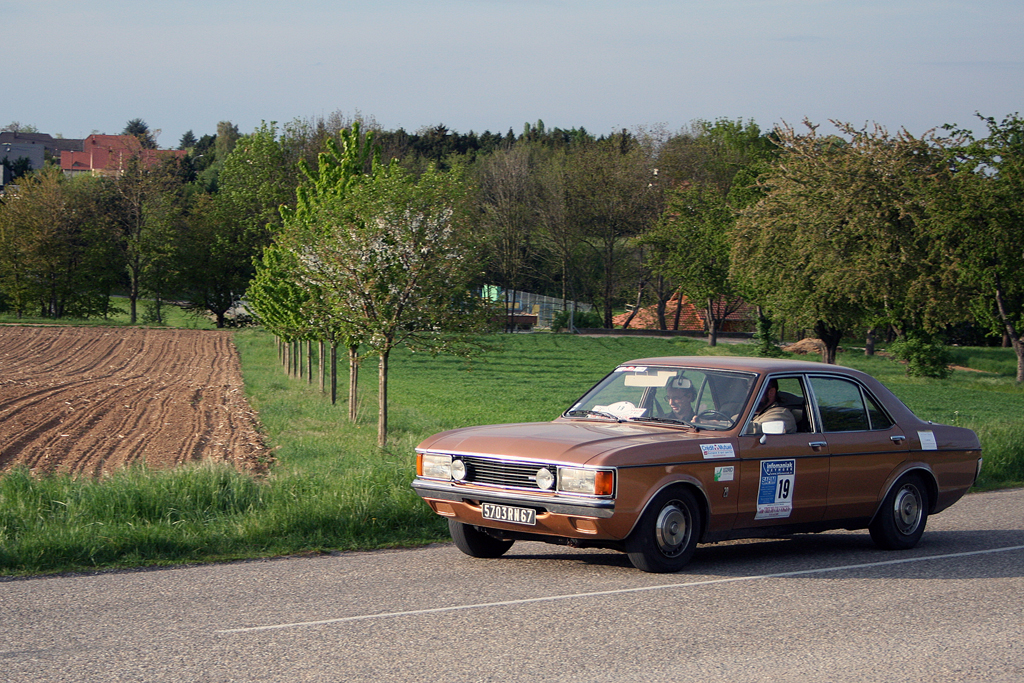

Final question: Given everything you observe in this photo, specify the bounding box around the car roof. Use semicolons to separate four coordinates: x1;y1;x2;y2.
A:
623;356;858;376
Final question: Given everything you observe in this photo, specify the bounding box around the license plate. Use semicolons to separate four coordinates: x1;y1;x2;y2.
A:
481;503;536;526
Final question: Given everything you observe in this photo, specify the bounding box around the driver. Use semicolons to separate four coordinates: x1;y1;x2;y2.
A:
664;378;696;422
751;378;797;433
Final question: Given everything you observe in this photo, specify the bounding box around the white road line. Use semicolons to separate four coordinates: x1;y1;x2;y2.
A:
217;544;1024;634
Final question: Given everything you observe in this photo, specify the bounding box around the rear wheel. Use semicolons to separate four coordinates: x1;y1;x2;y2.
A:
625;486;701;573
448;520;515;558
869;474;929;550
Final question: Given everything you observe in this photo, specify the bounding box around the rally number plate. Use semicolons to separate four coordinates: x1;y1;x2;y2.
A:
481;503;536;526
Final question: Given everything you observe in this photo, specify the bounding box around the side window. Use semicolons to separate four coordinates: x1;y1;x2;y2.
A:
810;377;870;432
865;392;894;430
741;375;809;435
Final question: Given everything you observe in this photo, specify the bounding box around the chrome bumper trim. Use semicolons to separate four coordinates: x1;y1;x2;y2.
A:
411;480;616;519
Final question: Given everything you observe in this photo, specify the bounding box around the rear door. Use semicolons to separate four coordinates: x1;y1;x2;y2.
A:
808;375;910;521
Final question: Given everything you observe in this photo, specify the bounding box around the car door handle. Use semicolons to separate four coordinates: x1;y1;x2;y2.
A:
891;435;906;443
808;441;827;449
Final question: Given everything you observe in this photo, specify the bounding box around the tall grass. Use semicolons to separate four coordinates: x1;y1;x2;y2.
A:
1;330;1021;576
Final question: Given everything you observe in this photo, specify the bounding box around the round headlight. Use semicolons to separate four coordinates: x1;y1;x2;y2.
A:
451;459;468;481
536;467;555;490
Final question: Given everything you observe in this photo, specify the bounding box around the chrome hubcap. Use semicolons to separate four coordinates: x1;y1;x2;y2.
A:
893;484;922;535
655;502;690;557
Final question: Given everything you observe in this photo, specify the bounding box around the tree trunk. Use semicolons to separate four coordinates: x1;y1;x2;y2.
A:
330;342;337;405
378;349;390;448
814;321;844;364
319;340;326;393
307;340;313;384
348;344;359;423
672;292;683;330
865;328;876;356
706;299;718;347
994;283;1024;383
621;281;644;330
129;270;139;324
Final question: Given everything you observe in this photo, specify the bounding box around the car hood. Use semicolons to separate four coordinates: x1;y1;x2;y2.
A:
416;419;726;467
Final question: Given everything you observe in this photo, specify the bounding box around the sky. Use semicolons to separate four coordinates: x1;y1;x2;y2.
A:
4;0;1022;147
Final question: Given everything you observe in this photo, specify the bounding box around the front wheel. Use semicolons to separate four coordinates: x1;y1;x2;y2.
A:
448;520;515;558
625;486;701;573
869;474;929;550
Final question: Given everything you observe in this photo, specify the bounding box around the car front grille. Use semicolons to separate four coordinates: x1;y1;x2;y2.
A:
459;456;549;491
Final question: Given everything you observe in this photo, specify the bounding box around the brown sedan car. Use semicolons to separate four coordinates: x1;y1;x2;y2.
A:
412;357;983;572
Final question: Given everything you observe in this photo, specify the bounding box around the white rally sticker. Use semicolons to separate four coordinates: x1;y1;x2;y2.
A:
714;465;735;482
756;459;795;520
918;430;937;451
701;443;735;460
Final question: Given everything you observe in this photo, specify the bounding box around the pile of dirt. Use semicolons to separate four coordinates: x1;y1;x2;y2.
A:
780;338;828;356
0;326;271;476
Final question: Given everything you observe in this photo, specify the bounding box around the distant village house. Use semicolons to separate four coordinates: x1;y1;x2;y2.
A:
60;134;185;178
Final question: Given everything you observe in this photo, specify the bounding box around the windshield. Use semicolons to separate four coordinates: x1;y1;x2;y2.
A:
564;364;757;431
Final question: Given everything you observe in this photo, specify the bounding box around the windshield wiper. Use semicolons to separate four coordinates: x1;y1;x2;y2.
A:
630;416;699;429
565;409;623;422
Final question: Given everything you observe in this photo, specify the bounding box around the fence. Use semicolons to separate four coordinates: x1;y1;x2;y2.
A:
480;286;593;330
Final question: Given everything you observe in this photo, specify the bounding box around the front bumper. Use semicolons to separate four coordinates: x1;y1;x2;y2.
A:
411;479;616;518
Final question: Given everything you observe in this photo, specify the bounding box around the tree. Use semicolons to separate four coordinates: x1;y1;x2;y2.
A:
251;122;377;417
642;119;776;342
476;143;542;331
178;130;198;150
215;121;240;160
563;134;661;327
109;156;186;323
2;122;39;133
732;121;959;363
292;163;492;447
186;122;297;327
123;119;158;149
1;155;34;183
643;183;743;345
940;113;1024;382
0;169;120;318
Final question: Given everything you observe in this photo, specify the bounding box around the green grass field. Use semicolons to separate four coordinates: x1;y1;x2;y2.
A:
1;329;1021;576
0;297;218;329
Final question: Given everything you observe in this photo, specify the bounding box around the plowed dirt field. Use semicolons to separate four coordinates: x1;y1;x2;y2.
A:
0;326;270;476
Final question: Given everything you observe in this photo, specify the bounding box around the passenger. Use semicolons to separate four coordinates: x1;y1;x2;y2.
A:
751;378;797;433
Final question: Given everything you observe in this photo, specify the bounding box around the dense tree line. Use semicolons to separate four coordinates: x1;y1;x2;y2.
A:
2;112;1022;386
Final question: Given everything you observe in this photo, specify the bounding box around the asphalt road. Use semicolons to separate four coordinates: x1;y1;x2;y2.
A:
2;488;1022;683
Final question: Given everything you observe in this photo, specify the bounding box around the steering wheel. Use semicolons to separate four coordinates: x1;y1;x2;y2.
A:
696;410;730;423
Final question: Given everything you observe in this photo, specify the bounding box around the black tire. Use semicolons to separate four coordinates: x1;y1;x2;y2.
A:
869;474;929;550
625;486;701;573
448;520;515;558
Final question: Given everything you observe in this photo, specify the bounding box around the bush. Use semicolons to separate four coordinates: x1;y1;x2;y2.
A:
753;315;784;357
888;333;953;379
552;309;604;332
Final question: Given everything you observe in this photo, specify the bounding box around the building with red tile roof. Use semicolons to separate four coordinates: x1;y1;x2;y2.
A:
60;135;185;177
613;293;756;332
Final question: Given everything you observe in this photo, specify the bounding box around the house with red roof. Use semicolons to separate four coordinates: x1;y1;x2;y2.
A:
60;135;185;178
613;293;756;333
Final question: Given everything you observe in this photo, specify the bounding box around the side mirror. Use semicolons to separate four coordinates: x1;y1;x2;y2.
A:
758;420;787;444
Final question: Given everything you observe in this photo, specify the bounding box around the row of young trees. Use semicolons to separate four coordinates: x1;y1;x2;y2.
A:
2;112;1022;395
